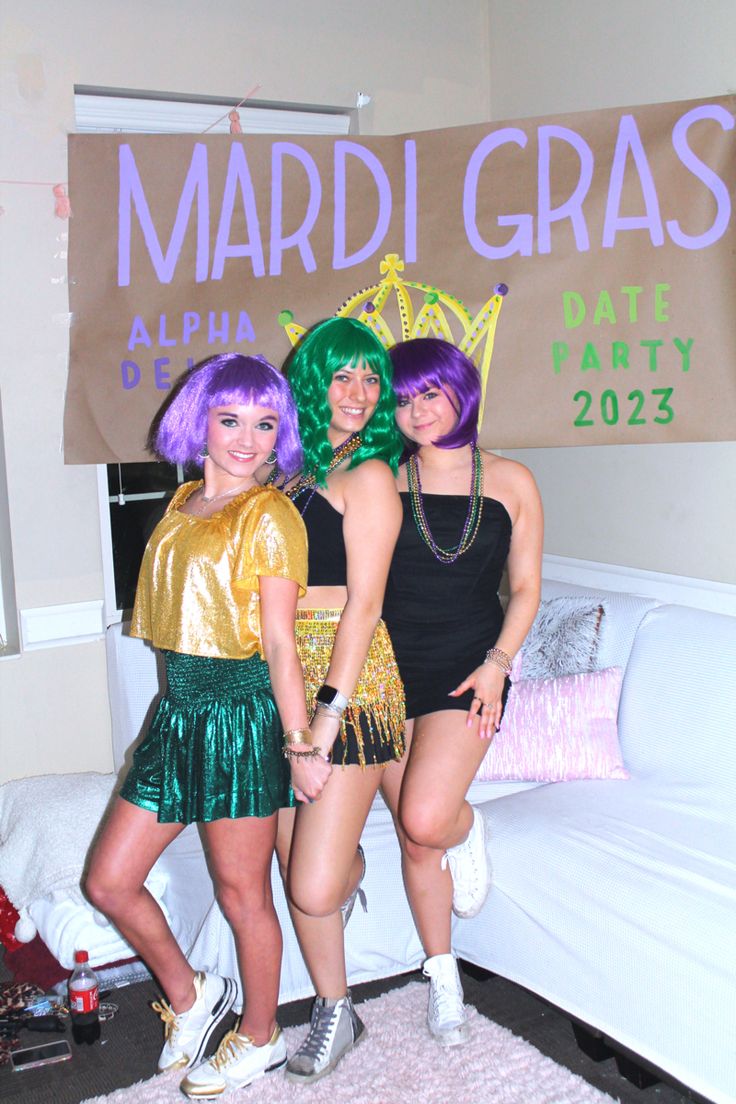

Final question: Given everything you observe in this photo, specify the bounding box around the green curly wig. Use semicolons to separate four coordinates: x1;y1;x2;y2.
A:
285;317;402;485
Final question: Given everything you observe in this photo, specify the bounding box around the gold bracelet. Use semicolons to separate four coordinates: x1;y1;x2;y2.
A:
283;744;323;761
283;728;312;746
484;646;513;675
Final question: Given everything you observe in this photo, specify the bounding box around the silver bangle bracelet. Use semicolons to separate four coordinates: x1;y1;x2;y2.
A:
315;701;344;719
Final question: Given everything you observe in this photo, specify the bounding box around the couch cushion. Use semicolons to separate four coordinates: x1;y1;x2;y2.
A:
618;604;736;786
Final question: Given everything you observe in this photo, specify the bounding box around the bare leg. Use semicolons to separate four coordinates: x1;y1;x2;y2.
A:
86;798;193;1009
285;766;383;998
381;711;490;957
276;807;365;907
202;814;280;1045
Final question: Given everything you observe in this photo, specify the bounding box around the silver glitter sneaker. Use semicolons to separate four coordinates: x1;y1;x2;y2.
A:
423;954;470;1046
441;806;492;918
340;845;368;928
285;991;365;1083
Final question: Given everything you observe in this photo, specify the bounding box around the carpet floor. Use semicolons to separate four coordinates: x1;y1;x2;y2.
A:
78;981;616;1104
0;958;699;1104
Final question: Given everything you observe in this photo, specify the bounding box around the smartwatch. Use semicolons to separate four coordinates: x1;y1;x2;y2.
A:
315;684;350;713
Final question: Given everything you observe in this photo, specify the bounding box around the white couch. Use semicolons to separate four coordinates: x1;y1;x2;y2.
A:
457;584;736;1104
5;578;734;1104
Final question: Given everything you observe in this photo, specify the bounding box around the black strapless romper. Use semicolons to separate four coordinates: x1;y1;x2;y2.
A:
382;493;512;720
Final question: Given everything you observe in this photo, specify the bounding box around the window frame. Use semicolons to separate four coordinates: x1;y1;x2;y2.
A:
0;390;19;655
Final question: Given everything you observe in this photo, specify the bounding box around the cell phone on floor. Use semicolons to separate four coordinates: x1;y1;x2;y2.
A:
10;1040;72;1071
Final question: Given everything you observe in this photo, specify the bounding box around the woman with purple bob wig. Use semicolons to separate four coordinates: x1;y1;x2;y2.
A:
386;337;483;452
87;353;330;1099
154;352;303;476
380;338;544;1046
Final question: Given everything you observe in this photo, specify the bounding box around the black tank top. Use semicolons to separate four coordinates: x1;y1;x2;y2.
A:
297;492;348;587
383;493;512;629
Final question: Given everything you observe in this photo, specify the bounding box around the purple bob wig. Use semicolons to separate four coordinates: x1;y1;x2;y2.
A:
153;353;302;476
389;338;481;450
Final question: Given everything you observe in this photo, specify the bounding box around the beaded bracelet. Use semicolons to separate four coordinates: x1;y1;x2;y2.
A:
484;646;513;675
283;728;312;746
283;744;323;761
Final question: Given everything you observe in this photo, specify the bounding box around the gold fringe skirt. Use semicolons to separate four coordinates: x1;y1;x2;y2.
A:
295;610;405;767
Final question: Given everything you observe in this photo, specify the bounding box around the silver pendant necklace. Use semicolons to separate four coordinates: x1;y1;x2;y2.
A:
193;480;252;513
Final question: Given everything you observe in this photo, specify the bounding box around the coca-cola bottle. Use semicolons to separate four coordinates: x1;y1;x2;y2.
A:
68;949;101;1044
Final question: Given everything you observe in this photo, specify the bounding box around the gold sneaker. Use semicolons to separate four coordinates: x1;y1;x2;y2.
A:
153;971;236;1072
180;1025;287;1098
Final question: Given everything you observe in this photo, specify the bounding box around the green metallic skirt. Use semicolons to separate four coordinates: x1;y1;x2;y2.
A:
120;651;294;823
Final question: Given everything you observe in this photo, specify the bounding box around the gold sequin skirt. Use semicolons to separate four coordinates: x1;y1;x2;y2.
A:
296;610;405;767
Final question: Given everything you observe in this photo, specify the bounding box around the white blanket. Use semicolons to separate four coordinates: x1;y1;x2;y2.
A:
0;770;175;964
0;772;117;911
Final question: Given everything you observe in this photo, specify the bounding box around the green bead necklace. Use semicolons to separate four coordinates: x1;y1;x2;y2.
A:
407;446;484;564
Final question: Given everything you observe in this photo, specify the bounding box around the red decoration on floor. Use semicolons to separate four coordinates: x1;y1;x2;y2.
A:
0;886;22;952
4;934;70;989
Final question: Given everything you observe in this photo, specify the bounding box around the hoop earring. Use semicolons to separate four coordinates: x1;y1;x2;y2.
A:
198;444;209;460
265;449;277;465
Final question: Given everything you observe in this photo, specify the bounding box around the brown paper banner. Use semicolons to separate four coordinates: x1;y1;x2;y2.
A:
64;94;736;462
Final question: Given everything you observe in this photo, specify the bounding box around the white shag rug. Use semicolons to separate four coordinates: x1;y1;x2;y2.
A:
82;981;616;1104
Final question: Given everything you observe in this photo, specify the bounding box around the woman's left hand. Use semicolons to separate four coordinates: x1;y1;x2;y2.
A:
308;708;343;758
450;661;508;740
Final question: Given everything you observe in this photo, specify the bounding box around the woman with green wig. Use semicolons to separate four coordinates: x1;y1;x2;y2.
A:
268;316;405;1083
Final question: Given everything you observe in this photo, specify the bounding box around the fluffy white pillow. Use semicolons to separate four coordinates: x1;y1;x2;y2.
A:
520;597;605;680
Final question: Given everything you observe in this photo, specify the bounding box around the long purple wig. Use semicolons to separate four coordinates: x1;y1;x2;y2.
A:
389;338;481;450
153;353;302;476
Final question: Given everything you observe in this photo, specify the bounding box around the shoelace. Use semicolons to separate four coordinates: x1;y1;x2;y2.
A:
294;1004;339;1061
340;883;368;927
340;846;368;928
212;1030;253;1070
429;977;464;1024
151;999;179;1042
440;835;478;888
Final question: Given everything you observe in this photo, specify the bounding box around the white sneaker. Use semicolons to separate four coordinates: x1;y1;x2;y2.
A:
441;806;492;918
423;954;470;1046
180;1025;287;1099
285;992;365;1083
153;971;236;1073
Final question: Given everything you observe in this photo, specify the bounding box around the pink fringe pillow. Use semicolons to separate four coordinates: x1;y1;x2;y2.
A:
476;666;628;782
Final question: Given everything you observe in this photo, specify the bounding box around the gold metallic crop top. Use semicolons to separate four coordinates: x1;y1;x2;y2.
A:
131;482;308;660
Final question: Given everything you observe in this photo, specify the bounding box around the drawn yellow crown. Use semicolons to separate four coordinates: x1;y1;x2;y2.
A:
277;253;508;426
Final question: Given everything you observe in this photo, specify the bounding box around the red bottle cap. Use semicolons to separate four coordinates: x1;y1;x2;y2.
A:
74;950;89;963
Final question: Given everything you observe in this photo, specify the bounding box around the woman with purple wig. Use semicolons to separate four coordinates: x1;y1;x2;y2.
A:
380;338;543;1046
87;353;330;1099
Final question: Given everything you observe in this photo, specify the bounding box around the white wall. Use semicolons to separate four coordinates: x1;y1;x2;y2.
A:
0;0;493;782
487;0;736;584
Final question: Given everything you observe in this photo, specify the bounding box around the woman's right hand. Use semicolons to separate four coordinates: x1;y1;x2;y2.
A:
289;750;332;804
